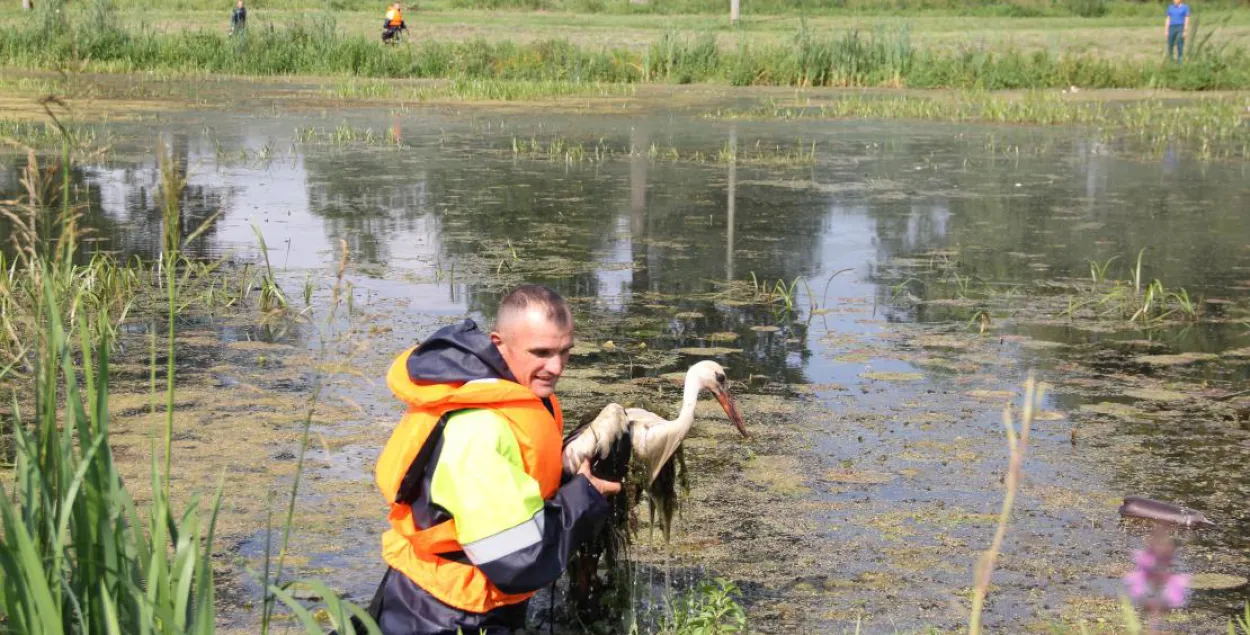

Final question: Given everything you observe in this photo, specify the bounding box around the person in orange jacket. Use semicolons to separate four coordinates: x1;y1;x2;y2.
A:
366;285;620;634
382;2;407;43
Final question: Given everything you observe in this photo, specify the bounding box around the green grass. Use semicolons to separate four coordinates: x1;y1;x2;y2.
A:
3;4;1249;91
15;0;1250;18
6;0;1250;65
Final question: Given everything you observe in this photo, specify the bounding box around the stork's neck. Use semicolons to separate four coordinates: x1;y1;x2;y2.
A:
673;370;703;429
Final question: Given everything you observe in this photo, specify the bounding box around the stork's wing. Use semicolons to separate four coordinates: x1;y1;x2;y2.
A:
625;408;684;485
562;403;629;476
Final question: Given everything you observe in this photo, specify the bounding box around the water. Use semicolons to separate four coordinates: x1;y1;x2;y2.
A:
4;98;1249;632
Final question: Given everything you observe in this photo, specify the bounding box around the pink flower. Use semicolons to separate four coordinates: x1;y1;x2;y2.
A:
1123;569;1150;599
1162;573;1190;609
1132;549;1158;570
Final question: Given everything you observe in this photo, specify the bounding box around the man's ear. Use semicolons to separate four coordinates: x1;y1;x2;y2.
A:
489;331;504;347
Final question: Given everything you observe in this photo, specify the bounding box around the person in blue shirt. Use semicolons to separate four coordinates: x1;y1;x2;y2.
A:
1165;0;1191;62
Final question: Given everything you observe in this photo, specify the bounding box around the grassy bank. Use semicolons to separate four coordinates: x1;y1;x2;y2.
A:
711;91;1250;158
26;0;1250;18
2;8;1249;90
7;5;1250;63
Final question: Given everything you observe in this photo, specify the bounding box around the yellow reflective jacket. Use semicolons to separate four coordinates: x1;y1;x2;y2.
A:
377;347;564;614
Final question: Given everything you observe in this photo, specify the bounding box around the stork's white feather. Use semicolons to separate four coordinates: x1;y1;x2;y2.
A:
562;403;629;475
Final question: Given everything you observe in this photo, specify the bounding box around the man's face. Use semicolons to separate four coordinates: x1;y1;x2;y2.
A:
491;308;573;399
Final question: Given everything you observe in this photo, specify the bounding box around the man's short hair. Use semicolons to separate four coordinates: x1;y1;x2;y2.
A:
495;284;572;331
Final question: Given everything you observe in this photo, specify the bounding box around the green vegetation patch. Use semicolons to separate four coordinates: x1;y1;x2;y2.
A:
4;5;1250;92
1123;387;1191;402
1135;352;1221;366
861;370;925;382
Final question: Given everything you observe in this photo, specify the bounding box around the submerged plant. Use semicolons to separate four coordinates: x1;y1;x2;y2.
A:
1089;255;1119;284
250;222;289;316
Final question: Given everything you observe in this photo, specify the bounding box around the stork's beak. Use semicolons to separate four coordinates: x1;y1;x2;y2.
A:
714;388;748;438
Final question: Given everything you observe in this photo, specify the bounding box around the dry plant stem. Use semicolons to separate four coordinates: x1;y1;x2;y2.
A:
968;375;1041;635
260;239;352;633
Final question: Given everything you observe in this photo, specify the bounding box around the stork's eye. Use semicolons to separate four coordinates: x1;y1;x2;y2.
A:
715;372;726;385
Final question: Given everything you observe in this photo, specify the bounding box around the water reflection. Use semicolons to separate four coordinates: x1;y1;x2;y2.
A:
4;114;1248;326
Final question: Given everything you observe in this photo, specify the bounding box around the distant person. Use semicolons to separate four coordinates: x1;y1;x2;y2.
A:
230;0;247;35
1165;0;1190;63
383;2;407;43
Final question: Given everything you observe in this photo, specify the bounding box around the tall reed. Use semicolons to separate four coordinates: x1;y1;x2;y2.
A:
0;131;378;633
0;135;223;634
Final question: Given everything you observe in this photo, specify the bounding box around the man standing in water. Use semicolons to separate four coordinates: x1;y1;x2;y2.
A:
1165;0;1191;63
368;285;619;634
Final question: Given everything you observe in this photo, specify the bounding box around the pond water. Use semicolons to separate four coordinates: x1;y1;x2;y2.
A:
3;97;1249;632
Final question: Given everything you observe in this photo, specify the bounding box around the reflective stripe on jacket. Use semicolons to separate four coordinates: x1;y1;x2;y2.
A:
377;346;565;614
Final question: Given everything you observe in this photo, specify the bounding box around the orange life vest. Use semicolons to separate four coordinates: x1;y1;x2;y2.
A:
376;347;564;614
386;6;404;27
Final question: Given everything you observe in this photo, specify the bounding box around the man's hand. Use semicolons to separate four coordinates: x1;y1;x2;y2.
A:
577;459;621;497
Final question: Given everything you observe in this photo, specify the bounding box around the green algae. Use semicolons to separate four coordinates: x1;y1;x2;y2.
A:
1123;387;1190;402
965;389;1017;401
1079;402;1146;419
1189;573;1249;591
1135;352;1221;366
911;335;971;349
915;357;982;373
744;455;812;496
860;371;925;382
675;346;743;356
823;468;894;485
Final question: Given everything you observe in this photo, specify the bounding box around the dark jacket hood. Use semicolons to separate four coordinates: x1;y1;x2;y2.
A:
406;319;517;384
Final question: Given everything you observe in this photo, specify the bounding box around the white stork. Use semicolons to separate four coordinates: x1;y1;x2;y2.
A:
561;360;748;489
560;360;749;612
